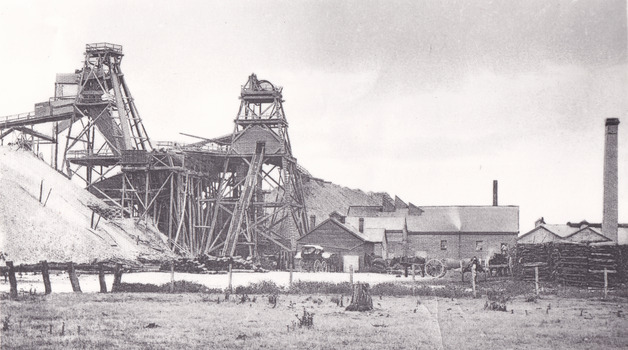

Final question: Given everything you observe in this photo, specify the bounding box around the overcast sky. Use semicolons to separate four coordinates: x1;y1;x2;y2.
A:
1;0;626;232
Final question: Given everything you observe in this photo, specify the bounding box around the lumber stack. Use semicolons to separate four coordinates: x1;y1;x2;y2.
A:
515;243;627;288
588;245;619;288
515;244;553;281
552;243;590;286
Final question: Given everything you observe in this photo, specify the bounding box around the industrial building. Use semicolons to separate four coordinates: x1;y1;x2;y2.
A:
299;195;519;270
518;219;627;244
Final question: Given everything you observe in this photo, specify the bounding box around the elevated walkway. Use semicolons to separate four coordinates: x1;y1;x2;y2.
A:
1;100;75;129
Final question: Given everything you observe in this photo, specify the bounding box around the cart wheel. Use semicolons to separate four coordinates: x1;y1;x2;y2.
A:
321;261;328;272
296;259;303;272
425;259;445;278
313;259;322;273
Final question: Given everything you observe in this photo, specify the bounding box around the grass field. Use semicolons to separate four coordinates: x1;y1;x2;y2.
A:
1;288;627;350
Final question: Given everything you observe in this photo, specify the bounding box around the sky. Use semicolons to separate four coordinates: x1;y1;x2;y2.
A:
0;0;626;233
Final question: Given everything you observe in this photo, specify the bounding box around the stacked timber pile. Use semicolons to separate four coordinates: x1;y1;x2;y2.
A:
515;243;553;281
160;255;263;273
619;245;628;283
515;242;628;287
588;245;620;288
552;243;590;286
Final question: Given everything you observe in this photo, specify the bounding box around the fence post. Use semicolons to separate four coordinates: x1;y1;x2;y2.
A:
227;261;233;293
471;263;477;298
98;262;107;293
68;262;82;293
289;252;294;288
604;269;608;299
412;264;416;281
41;260;52;294
7;261;18;299
170;260;175;293
112;263;123;292
460;260;464;282
350;265;354;285
535;266;539;296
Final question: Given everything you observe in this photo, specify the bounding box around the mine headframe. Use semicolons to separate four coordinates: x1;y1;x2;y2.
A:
204;74;309;258
0;43;152;188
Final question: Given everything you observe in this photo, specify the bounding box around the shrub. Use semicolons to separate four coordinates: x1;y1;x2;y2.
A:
113;281;221;294
234;281;282;295
288;281;352;295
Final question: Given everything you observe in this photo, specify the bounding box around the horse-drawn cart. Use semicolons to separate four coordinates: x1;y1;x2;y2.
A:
295;245;340;272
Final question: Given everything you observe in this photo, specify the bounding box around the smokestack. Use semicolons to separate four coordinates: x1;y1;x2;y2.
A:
602;118;620;243
493;180;498;206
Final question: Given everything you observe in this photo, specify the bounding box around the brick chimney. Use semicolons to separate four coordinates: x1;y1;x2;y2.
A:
602;118;620;243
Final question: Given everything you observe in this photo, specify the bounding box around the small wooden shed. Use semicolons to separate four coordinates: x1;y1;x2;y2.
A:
297;212;376;271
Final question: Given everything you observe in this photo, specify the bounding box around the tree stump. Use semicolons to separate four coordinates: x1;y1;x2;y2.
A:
345;283;373;312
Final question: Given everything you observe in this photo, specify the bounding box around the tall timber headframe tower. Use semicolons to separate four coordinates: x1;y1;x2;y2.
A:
207;74;309;257
0;44;308;258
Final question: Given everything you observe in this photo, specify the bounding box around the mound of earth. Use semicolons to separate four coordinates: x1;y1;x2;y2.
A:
0;147;175;265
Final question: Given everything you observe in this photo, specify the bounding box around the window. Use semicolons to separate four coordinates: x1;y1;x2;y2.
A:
475;241;484;251
358;218;364;233
440;240;447;250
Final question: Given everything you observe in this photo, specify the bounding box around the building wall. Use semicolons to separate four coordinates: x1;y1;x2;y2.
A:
406;232;517;260
298;220;373;270
517;227;561;244
565;228;609;243
386;231;405;258
231;125;283;155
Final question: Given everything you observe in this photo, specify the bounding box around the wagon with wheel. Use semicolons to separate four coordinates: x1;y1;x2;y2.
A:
295;245;339;272
423;257;490;280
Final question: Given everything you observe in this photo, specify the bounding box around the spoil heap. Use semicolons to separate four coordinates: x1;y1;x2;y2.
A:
0;147;175;266
302;177;386;224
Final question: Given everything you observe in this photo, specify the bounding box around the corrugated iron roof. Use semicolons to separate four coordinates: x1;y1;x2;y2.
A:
519;222;625;242
362;228;386;242
406;206;519;233
345;216;405;232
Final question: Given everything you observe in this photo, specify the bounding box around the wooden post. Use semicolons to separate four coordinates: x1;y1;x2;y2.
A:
412;264;416;281
604;269;608;299
534;266;539;296
170;260;175;293
67;262;82;293
7;261;18;299
41;260;52;294
471;263;477;298
289;253;294;287
98;263;107;293
349;265;354;285
460;260;464;282
227;261;233;293
112;263;123;292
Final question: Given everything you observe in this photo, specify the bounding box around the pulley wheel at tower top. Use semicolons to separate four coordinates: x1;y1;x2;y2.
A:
258;80;275;91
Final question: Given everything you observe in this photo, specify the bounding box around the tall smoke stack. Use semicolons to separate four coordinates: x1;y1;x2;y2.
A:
493;180;498;206
602;118;620;243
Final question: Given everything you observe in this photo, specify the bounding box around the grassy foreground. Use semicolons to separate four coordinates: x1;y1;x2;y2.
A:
1;290;627;350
